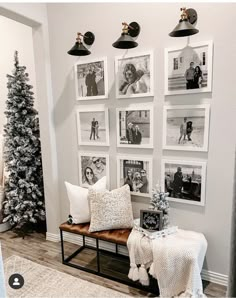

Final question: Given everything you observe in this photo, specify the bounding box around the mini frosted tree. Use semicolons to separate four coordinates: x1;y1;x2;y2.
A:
149;184;170;228
2;51;46;233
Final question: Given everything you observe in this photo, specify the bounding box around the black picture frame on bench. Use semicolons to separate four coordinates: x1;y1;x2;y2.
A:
140;209;163;231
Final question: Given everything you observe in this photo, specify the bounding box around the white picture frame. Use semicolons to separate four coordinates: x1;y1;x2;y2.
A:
163;104;210;152
161;159;207;206
78;152;109;189
165;40;213;95
115;51;154;99
117;155;153;198
116;104;154;149
74;57;108;100
76;105;110;146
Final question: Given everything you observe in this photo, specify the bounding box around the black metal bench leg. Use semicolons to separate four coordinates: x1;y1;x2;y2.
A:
116;244;118;254
96;238;100;273
60;229;65;263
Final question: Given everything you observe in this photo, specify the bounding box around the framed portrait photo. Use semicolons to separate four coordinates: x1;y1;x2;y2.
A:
117;155;152;198
78;152;109;188
74;57;108;100
163;104;210;152
140;210;163;231
115;51;154;99
116;104;153;148
76;105;110;146
165;40;213;95
162;159;207;206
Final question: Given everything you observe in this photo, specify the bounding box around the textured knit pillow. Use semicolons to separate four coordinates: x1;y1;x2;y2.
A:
65;176;107;224
88;184;134;232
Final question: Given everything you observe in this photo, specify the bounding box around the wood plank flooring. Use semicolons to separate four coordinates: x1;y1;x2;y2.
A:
0;231;227;297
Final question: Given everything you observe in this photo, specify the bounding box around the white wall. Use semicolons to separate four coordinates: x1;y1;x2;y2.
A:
0;3;61;235
47;3;236;277
0;16;37;133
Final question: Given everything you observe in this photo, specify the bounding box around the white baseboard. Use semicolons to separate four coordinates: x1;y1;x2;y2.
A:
47;232;228;286
201;269;228;286
46;232;60;242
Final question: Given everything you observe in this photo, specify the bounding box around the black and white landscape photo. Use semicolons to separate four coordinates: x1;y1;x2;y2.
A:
75;57;108;100
163;105;210;152
162;159;206;206
76;105;109;146
165;41;213;95
117;105;153;148
115;52;153;98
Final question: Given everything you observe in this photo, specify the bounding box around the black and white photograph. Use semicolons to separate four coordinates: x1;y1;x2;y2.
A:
165;41;213;95
117;156;152;197
76;105;109;146
162;159;206;206
163;105;210;152
115;52;154;98
78;153;109;188
116;105;153;148
74;57;108;100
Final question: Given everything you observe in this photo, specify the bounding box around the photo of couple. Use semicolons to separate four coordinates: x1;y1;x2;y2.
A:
75;58;108;100
89;118;100;140
79;154;108;188
184;62;203;89
117;107;153;148
77;107;109;146
163;105;210;152
116;53;153;98
166;41;213;95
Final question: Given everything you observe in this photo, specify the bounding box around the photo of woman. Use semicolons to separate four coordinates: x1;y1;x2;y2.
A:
115;52;153;98
83;166;97;186
193;66;203;89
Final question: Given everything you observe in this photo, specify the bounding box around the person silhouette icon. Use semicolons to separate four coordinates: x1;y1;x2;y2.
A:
9;273;24;289
13;277;20;286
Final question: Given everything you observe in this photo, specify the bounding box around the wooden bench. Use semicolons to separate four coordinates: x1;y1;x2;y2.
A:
59;222;159;294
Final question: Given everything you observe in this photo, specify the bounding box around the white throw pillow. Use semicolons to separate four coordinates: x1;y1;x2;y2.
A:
65;176;107;224
88;184;134;232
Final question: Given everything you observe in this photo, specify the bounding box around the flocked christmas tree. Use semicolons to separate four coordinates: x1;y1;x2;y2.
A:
149;184;170;228
2;51;46;233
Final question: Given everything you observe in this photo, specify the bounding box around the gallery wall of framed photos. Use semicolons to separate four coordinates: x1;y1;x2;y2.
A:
47;3;236;277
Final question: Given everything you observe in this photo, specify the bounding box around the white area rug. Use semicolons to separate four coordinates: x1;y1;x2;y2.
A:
4;255;129;297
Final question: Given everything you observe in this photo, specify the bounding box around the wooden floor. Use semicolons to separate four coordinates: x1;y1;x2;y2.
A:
0;231;227;297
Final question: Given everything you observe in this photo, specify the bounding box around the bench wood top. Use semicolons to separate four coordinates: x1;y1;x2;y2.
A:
59;222;131;246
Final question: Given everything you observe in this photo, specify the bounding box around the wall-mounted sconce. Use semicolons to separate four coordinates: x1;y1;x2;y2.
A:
169;8;199;37
112;22;140;49
68;32;95;56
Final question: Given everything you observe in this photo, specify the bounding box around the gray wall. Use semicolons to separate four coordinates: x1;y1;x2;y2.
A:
47;3;236;276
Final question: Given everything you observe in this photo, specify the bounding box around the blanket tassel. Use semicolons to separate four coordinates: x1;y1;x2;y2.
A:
139;264;149;286
128;263;139;281
149;262;156;278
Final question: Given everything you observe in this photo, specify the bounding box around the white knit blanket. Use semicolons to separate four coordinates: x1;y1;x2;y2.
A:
127;228;207;297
